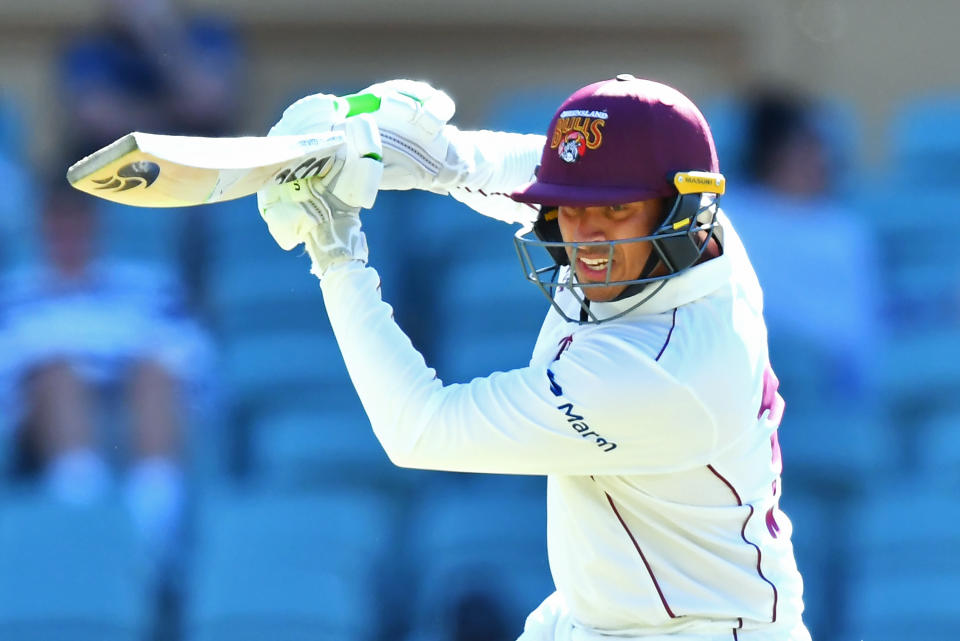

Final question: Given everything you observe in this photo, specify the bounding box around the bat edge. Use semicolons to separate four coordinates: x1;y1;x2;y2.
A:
65;133;141;185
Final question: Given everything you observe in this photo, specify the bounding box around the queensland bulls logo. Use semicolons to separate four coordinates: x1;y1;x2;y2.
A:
559;132;586;163
91;161;160;192
550;109;607;164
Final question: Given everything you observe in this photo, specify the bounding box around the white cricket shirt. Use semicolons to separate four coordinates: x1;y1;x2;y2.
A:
318;213;808;641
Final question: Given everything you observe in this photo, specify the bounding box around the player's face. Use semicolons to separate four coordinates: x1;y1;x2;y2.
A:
557;198;663;301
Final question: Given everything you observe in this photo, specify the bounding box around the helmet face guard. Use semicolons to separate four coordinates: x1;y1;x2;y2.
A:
513;171;725;324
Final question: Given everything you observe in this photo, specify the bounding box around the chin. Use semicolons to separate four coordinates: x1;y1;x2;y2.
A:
582;285;626;302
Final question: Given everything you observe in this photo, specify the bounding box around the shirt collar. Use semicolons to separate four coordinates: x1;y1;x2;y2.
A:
586;211;736;321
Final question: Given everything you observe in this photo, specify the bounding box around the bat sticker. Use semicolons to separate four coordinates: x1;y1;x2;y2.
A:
274;156;334;184
92;161;161;192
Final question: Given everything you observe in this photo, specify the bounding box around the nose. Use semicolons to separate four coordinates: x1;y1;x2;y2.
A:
571;207;610;242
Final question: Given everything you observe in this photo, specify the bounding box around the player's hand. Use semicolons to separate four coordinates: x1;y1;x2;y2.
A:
272;80;464;193
257;114;382;267
355;79;464;191
299;181;369;279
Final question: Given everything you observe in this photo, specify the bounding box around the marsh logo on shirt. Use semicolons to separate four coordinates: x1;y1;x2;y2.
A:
556;402;617;452
547;369;563;396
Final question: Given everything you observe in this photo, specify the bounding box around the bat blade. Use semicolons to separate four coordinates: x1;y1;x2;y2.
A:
66;131;346;208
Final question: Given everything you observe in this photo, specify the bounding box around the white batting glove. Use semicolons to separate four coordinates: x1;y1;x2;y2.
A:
273;79;460;192
357;79;462;191
300;185;369;279
267;80;544;223
267;91;346;139
360;80;545;224
257;113;383;252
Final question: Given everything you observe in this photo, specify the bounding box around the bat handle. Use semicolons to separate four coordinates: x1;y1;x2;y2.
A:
340;93;382;117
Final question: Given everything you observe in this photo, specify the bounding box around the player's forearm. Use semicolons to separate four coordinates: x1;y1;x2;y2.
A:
442;128;544;225
318;261;446;466
318;261;700;475
318;260;582;474
444;128;544;194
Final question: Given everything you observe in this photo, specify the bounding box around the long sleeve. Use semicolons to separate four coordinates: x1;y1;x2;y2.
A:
444;128;544;225
318;261;719;476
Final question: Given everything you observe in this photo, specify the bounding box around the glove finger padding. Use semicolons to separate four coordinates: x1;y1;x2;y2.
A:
359;79;461;190
257;192;314;250
269;93;346;137
335;113;383;209
301;192;369;279
258;114;382;251
363;79;455;137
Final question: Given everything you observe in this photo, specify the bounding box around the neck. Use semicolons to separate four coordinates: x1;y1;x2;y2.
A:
697;235;721;264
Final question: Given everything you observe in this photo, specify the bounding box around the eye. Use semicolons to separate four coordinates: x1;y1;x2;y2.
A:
607;204;631;218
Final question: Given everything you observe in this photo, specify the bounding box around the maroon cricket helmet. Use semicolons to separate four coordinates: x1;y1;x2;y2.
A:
511;74;718;207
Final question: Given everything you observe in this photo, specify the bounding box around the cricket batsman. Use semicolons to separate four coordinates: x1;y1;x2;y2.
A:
256;75;811;641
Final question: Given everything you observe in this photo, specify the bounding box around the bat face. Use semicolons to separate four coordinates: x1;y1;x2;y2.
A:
66;131;346;208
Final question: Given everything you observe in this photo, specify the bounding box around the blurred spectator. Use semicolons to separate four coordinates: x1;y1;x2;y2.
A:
721;89;886;641
723;89;882;407
450;589;511;641
0;93;38;271
58;0;246;310
0;183;211;574
59;0;244;163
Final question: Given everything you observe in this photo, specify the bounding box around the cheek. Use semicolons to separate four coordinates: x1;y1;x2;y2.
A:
617;238;653;273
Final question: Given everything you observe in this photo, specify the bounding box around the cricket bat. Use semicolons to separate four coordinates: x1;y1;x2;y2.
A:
66;93;381;208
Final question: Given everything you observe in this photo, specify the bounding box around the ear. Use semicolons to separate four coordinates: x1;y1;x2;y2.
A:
533;206;569;266
651;194;705;272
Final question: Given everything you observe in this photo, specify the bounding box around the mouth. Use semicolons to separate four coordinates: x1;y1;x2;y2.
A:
575;255;612;281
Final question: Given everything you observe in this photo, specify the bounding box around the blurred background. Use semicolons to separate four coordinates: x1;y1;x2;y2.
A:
0;0;958;640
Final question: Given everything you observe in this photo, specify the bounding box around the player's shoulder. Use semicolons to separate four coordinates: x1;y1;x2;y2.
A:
583;310;679;362
547;312;718;441
551;312;683;405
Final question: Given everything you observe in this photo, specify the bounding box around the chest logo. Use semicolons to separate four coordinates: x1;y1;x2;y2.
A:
556;402;617;452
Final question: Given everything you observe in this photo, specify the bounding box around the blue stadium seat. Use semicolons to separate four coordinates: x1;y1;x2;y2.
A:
406;193;546;383
432;251;547;383
701;94;860;198
777;488;843;641
403;482;554;640
95;200;190;268
891;94;960;179
202;195;353;413
207;255;326;339
761;331;897;486
248;405;401;490
482;85;572;135
350;189;425;336
859;189;960;328
778;403;897;486
0;93;37;270
916;409;960;482
204;189;418;346
845;481;960;641
202;197;326;335
699;95;749;185
219;330;355;415
187;487;398;641
876;326;960;422
0;93;26;159
0;492;149;641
